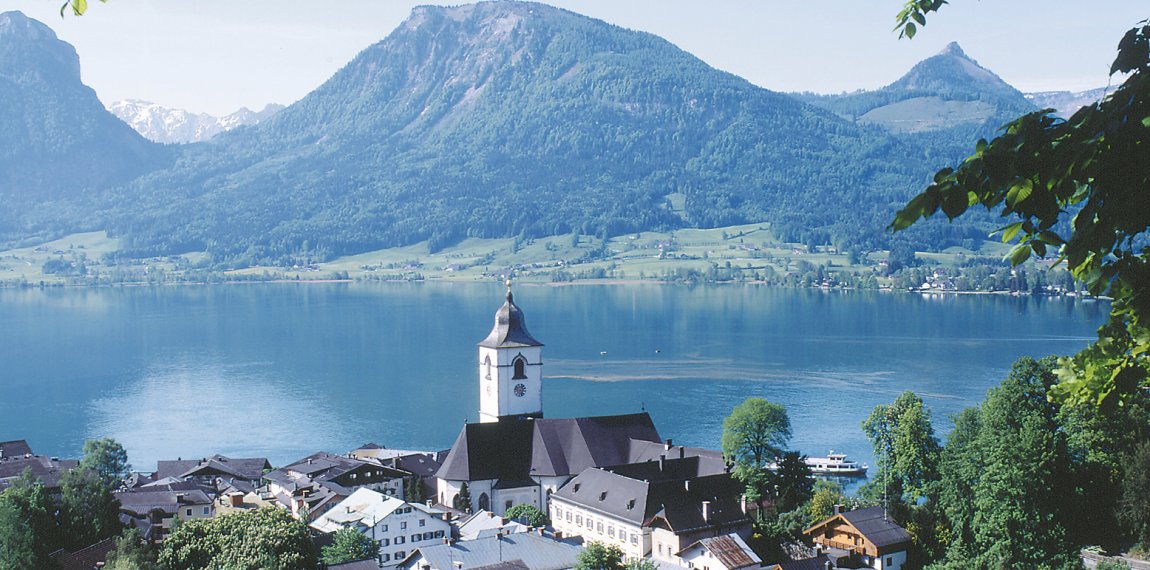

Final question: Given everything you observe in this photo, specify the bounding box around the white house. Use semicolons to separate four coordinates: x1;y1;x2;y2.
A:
311;488;451;568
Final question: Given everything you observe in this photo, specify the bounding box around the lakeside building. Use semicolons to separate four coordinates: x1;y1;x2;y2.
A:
0;439;77;494
549;455;753;565
266;451;409;521
310;487;451;567
397;531;583;570
802;506;911;570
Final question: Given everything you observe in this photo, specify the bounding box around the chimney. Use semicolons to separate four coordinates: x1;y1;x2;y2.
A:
702;501;711;523
683;480;690;492
658;454;666;471
679;447;685;460
740;495;748;515
833;504;843;516
664;439;673;451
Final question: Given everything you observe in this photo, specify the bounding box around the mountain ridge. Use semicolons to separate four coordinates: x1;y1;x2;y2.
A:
108;100;285;144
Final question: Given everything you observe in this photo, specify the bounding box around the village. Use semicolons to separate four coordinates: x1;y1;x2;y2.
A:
0;286;911;570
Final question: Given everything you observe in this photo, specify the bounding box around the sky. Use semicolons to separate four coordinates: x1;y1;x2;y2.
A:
3;0;1146;116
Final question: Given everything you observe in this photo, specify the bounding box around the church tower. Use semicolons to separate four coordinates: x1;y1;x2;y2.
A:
478;282;543;423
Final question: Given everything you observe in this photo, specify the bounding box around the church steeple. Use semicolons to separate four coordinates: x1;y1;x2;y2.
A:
478;281;544;423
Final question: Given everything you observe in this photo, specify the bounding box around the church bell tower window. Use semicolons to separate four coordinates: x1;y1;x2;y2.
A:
512;355;527;380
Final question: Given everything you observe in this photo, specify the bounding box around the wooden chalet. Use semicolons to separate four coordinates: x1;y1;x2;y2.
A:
802;506;910;570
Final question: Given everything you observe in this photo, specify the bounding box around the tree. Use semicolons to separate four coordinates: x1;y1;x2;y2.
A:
404;475;426;504
0;470;58;570
505;504;549;527
721;397;791;510
1119;440;1150;549
158;507;317;570
103;528;156;570
79;438;131;487
768;451;813;513
890;3;1150;410
59;468;123;550
320;527;379;566
61;0;106;17
456;482;472;513
574;541;625;570
933;357;1079;569
625;559;659;570
861;391;940;504
805;480;849;525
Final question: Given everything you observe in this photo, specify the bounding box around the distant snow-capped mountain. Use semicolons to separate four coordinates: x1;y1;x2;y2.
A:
1024;87;1108;118
107;100;285;144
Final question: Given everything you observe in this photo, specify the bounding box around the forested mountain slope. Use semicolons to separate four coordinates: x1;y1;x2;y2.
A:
96;2;955;264
0;11;170;243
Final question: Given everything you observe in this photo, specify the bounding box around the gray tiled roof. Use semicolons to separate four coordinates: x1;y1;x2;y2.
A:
437;413;661;482
402;532;581;570
115;488;212;516
154;455;270;482
0;440;33;458
840;506;911;549
0;455;78;490
478;290;543;349
553;457;750;534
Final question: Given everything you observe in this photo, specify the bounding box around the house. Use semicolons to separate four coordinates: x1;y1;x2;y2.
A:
549;455;750;563
48;537;117;570
437;286;674;516
396;531;583;570
309;487;451;568
0;449;78;494
116;483;214;541
153;454;271;487
266;451;409;521
456;510;532;540
678;534;763;570
803;507;911;570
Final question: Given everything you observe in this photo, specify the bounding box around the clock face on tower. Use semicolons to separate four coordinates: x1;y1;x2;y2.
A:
513;383;527;397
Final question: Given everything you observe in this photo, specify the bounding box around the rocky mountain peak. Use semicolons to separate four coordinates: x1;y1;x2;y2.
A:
0;10;81;82
939;41;967;58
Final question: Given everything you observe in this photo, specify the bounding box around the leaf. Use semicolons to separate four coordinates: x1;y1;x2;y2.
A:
912;11;926;26
1005;180;1033;207
904;22;917;39
1009;244;1032;266
998;221;1024;243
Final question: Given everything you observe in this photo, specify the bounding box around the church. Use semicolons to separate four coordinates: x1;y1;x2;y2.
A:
436;284;689;515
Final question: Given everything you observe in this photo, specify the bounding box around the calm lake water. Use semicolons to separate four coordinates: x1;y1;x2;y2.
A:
0;282;1105;474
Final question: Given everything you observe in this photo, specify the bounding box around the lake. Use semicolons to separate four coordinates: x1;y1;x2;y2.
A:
0;282;1105;475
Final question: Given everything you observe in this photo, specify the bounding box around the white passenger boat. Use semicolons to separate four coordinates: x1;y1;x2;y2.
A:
805;452;868;476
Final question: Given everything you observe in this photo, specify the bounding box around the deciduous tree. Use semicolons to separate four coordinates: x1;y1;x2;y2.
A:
158;507;317;570
574;541;625;570
60;467;122;550
320;527;378;566
721;397;791;509
79;437;131;487
505;504;548;527
861;391;940;504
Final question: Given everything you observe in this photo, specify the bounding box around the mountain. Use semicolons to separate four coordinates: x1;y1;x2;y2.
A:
796;42;1035;134
108;100;285;143
0;11;169;240
1025;87;1107;118
94;1;957;264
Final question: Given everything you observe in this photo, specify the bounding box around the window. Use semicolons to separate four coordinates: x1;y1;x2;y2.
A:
485;355;492;380
608;525;615;538
381;554;391;563
396;536;405;545
401;522;407;530
513;356;527;379
575;515;582;526
479;493;490;511
658;544;663;555
566;511;572;522
887;557;894;567
381;538;390;547
586;517;593;529
202;506;209;515
631;534;638;546
435;530;445;538
411;534;419;542
185;508;192;517
419;519;426;527
395;551;405;560
505;500;513;511
382;524;388;532
596;522;603;534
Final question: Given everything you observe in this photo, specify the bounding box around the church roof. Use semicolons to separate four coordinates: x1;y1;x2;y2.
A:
436;413;661;481
478;289;543;349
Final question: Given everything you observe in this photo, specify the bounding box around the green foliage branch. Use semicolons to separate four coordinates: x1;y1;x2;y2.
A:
574;541;625;570
504;504;549;527
320;527;379;566
891;3;1150;409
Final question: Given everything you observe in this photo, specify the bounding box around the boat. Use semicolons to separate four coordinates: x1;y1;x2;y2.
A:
805;452;868;476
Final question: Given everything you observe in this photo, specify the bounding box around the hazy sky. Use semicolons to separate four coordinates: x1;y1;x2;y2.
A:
4;0;1146;115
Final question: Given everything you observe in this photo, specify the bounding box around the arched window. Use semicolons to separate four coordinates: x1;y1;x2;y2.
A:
513;356;527;380
451;493;462;510
484;355;492;380
478;493;490;511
